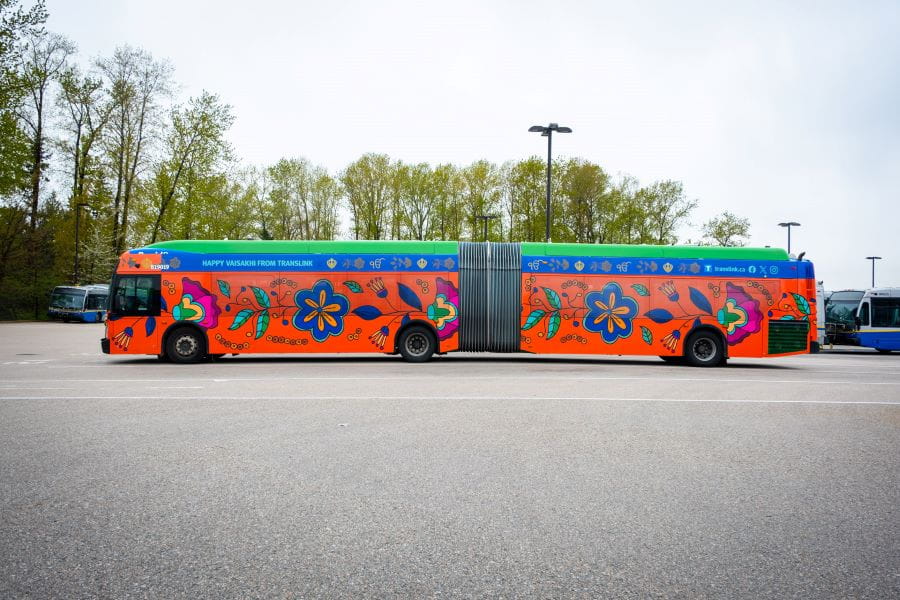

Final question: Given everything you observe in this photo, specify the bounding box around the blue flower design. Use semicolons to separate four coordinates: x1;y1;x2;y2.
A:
293;280;350;342
583;282;639;343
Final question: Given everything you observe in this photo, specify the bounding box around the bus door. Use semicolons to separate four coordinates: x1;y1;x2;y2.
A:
108;275;162;353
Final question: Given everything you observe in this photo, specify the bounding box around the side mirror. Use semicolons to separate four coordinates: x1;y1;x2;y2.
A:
854;316;861;329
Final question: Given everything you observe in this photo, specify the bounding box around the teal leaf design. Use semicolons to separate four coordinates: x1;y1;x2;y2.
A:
640;326;652;345
781;315;796;320
255;310;270;339
343;281;363;293
631;284;650;297
217;279;231;298
547;311;561;340
644;309;674;324
523;309;546;330
398;283;423;311
229;309;254;330
252;286;270;308
544;287;561;310
689;287;713;314
792;293;810;315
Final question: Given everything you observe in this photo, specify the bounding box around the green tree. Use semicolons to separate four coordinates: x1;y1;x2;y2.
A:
265;157;340;240
504;157;551;242
341;153;393;240
395;162;435;241
632;180;696;245
558;158;612;243
701;211;750;246
459;160;501;241
147;91;233;243
57;65;113;209
429;163;463;241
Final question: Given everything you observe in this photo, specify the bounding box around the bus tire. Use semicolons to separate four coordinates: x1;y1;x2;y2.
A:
685;329;725;367
166;326;207;364
398;325;436;363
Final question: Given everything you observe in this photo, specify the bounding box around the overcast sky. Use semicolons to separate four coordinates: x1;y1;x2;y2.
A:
47;0;899;290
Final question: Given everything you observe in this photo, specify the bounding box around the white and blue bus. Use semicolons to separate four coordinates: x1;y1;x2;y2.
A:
48;284;109;323
854;288;900;353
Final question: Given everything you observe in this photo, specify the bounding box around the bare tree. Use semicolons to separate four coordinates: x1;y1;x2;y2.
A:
98;46;172;255
16;32;74;231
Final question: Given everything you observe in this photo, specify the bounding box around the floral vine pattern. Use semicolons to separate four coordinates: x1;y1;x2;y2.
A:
522;278;810;353
157;274;464;350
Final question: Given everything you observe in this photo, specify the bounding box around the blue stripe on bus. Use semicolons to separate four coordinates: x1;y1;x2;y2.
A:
521;255;814;279
126;251;460;273
126;249;815;279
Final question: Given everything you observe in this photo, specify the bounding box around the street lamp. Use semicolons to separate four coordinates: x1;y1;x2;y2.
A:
778;221;801;254
529;122;572;243
475;213;498;242
865;256;882;287
74;202;90;284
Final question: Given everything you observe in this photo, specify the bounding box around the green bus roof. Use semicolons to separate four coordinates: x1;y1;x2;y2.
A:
141;240;790;261
521;243;789;261
143;240;460;254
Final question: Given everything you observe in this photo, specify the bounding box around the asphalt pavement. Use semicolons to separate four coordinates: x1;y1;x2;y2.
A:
1;322;898;598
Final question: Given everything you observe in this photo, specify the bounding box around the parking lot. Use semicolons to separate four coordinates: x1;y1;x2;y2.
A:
1;322;898;598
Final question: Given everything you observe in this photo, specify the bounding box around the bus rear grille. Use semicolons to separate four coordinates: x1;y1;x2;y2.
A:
768;320;810;354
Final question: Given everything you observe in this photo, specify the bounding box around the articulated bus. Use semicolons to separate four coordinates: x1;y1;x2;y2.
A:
49;284;109;323
101;240;818;366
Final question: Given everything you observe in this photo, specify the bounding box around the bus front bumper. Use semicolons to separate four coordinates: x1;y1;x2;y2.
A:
101;338;110;354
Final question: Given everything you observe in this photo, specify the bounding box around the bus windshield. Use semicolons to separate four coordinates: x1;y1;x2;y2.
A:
826;290;864;326
50;287;87;310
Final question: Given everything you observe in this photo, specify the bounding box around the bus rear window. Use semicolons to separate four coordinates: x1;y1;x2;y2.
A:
111;275;161;316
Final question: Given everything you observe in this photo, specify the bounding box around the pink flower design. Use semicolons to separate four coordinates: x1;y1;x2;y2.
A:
427;277;459;340
173;278;221;330
716;283;763;345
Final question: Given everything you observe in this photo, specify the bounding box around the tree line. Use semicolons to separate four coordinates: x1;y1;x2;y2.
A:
0;1;749;319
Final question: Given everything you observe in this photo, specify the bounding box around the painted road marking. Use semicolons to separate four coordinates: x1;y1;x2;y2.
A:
0;395;898;405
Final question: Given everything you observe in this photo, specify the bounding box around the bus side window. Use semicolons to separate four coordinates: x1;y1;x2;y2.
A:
872;298;900;328
858;301;870;327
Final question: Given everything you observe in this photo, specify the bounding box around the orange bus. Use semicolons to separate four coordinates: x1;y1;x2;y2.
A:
102;240;818;366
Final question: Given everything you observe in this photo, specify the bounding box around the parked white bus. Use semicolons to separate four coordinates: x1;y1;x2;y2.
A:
855;288;900;353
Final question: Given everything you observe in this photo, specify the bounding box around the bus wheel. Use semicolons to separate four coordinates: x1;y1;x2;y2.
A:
685;330;725;367
166;327;207;363
398;325;436;363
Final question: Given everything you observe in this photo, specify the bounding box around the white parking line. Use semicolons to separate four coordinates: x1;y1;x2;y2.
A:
2;375;899;386
0;396;898;405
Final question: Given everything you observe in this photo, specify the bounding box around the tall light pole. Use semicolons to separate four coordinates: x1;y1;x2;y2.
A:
529;123;572;243
74;202;90;283
865;256;882;287
475;213;498;242
778;221;801;254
